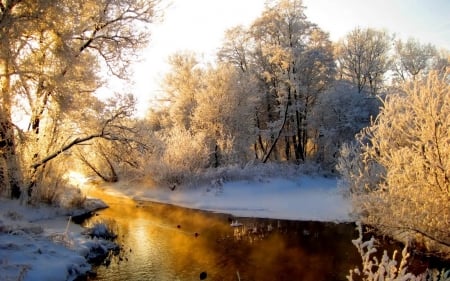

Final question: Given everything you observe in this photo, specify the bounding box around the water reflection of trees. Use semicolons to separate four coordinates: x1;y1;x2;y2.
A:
89;190;361;281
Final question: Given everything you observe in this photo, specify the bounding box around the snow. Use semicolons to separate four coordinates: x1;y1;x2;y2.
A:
101;175;352;222
0;233;89;281
0;197;110;281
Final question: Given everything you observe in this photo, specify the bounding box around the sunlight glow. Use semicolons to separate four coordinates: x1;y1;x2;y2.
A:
129;0;449;117
65;171;88;187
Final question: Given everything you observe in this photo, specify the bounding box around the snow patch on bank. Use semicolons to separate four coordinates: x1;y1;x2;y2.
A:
0;197;111;281
102;175;352;222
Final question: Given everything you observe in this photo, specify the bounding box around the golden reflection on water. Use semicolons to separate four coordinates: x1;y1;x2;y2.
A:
87;187;360;281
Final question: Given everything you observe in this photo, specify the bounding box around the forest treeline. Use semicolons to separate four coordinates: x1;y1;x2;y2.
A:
1;0;449;254
146;1;448;189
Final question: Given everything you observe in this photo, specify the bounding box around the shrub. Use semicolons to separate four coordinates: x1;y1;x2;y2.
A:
83;219;118;240
148;128;210;188
338;71;450;255
348;222;450;281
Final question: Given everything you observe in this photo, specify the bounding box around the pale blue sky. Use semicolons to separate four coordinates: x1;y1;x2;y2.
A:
304;0;449;48
127;0;449;115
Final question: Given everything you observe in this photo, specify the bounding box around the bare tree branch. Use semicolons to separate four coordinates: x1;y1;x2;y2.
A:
31;133;103;170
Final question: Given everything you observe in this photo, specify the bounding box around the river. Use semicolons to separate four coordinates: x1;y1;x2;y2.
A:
84;187;443;281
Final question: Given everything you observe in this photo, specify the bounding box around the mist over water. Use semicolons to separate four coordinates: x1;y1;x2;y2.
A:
86;189;449;281
86;189;362;281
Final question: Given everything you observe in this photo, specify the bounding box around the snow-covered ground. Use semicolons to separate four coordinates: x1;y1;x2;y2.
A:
101;175;352;222
0;197;111;281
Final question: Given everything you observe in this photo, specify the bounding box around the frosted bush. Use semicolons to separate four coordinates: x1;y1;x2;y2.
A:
147;128;210;188
28;169;86;208
148;129;318;189
336;142;385;195
84;219;118;240
55;186;86;209
339;71;450;254
348;222;450;281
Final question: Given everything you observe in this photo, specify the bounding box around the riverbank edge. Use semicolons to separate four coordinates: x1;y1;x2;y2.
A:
71;199;122;280
0;197;121;281
115;190;450;261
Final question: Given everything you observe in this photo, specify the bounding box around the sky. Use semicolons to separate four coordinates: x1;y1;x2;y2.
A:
127;0;450;116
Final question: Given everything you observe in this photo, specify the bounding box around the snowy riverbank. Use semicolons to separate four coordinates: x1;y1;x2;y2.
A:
98;175;352;222
0;197;114;281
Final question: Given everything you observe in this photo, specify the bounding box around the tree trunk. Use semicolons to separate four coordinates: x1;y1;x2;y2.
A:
254;114;267;159
294;110;305;162
301;109;308;160
213;144;219;168
284;135;291;161
262;93;290;163
0;58;22;198
0;117;22;198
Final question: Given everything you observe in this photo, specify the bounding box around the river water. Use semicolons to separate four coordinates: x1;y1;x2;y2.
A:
84;188;444;281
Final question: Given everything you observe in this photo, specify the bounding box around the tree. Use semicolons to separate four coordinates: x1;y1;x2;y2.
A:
248;0;307;162
72;94;149;183
0;0;160;199
392;38;437;82
217;26;251;73
431;49;449;82
312;81;380;170
192;63;256;166
163;51;204;130
338;71;450;254
201;0;336;164
26;93;148;198
246;0;335;163
291;27;335;162
158;58;256;174
336;27;391;95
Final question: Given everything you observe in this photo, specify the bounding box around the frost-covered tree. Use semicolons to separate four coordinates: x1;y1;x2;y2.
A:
292;27;335;162
163;51;204;130
192;63;257;166
243;0;335;163
218;26;251;73
312;81;380;170
336;27;391;95
156;59;257;180
392;38;437;82
0;0;161;199
72;95;149;183
338;71;450;255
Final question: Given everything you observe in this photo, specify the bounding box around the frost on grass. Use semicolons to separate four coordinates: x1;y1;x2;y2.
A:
82;219;120;265
348;222;450;281
83;219;118;240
